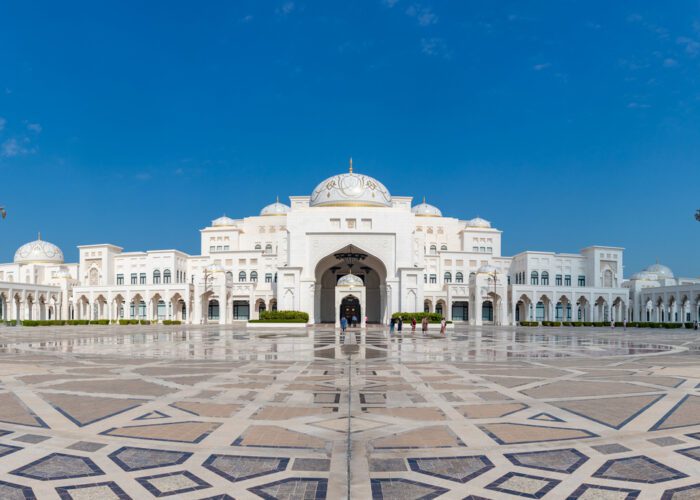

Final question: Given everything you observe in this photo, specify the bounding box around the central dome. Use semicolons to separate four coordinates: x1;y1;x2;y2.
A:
310;160;391;208
14;235;64;265
337;273;364;287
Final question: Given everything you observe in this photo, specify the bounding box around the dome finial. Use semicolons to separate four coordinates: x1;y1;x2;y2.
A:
276;195;279;203
38;231;41;241
349;157;353;173
422;196;426;204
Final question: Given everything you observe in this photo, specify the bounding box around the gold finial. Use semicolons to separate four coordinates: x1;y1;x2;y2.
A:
38;231;41;241
349;157;353;173
276;195;279;203
422;196;426;204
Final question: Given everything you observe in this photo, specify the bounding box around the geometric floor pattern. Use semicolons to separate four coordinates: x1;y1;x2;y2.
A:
0;323;698;498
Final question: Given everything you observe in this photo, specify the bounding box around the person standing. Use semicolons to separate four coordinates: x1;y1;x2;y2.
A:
421;316;429;334
351;315;358;328
389;317;396;334
397;316;403;333
411;317;417;333
340;316;347;334
440;318;446;336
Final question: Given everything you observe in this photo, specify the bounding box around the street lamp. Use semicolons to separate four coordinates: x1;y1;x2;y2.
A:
490;269;499;325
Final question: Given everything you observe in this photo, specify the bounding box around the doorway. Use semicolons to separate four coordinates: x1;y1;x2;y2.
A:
340;295;361;325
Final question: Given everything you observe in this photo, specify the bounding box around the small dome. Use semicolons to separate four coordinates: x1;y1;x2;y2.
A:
466;217;491;228
337;273;364;287
212;215;236;227
14;235;64;264
260;197;290;216
477;264;498;274
412;197;442;217
310;160;391;208
631;271;656;281
644;263;674;279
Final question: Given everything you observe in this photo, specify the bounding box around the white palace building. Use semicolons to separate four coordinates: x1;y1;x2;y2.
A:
0;165;697;327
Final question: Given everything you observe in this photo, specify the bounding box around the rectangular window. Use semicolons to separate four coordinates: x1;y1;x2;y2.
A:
116;274;124;285
130;273;137;285
472;246;479;252
564;275;571;286
330;218;340;228
555;274;562;286
578;275;586;287
223;245;229;251
429;274;437;284
265;273;272;283
346;218;356;229
209;246;215;252
140;273;146;285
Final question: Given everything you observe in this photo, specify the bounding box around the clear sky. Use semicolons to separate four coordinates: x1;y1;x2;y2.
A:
1;1;699;277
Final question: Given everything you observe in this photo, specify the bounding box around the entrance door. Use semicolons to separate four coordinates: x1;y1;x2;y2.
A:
340;296;361;324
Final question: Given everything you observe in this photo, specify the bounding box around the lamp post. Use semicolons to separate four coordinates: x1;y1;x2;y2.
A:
490;269;499;325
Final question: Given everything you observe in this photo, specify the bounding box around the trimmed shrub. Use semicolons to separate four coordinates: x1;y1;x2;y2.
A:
21;320;39;326
685;322;695;329
519;321;539;327
391;312;443;323
162;320;182;325
139;320;151;325
4;320;17;326
259;310;309;322
249;319;308;323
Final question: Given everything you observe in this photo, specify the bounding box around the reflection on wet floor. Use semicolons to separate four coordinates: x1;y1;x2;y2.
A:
0;325;679;362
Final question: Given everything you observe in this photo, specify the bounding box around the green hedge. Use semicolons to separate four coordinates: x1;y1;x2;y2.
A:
391;312;444;323
259;310;309;322
162;320;182;325
520;321;539;327
249;319;308;323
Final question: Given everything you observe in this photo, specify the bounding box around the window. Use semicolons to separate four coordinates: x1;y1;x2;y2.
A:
469;272;475;279
444;272;452;283
209;246;215;252
555;274;562;286
139;273;146;285
274;273;277;283
541;271;549;286
441;245;447;251
225;271;233;282
163;269;171;284
473;246;479;252
424;274;427;283
255;244;262;250
480;246;485;253
530;271;539;285
455;272;464;283
578;275;586;287
265;273;272;283
223;245;230;251
116;274;124;285
131;273;137;285
430;245;437;254
429;274;437;284
239;271;246;282
250;271;258;282
153;270;161;284
564;275;571;286
265;244;273;253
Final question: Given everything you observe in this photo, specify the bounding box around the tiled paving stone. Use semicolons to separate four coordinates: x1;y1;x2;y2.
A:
232;425;327;449
136;470;211;497
13;434;50;444
592;456;688;484
48;379;178;397
66;441;107;452
372;425;465;449
522;380;655;399
0;479;36;500
292;458;331;471
199;495;235;500
369;458;407;472
41;393;145;427
109;446;192;471
133;411;170;421
55;481;131;500
551;394;665;429
661;483;700;499
407;455;494;483
485;472;561;499
0;392;48;428
454;403;528;419
592;444;632;455
479;423;598;445
528;412;565;422
504;448;589;474
11;453;104;481
169;401;241;418
648;436;685;447
369;478;448;500
566;483;641;500
100;421;221;444
651;395;700;431
249;478;328;500
203;454;289;482
675;445;700;462
0;444;22;458
252;406;335;420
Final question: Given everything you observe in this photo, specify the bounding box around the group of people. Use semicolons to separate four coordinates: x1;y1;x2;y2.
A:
340;314;364;332
389;316;447;336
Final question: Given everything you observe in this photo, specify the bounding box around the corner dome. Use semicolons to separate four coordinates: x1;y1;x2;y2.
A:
14;235;64;264
260;197;290;216
466;217;491;228
309;161;391;208
477;264;498;274
644;263;674;279
337;273;364;287
630;271;656;281
412;197;442;217
212;215;236;227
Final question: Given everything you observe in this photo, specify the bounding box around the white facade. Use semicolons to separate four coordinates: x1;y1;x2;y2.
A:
625;264;700;323
0;167;634;325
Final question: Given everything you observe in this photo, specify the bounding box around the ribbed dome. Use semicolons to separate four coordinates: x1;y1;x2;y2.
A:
260;197;290;216
412;197;442;217
466;217;491;228
212;216;236;227
337;273;364;286
14;235;64;264
644;263;674;279
310;160;391;208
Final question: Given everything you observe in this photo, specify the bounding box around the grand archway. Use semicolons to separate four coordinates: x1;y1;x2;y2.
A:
314;245;387;324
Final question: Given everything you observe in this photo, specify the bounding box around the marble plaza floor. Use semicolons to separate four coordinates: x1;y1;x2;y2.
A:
0;325;698;499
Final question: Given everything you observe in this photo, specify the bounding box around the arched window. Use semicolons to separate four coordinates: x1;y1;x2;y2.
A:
265;243;273;253
255;244;262;250
603;269;613;287
429;245;437;254
225;271;233;282
250;271;258;282
469;272;475;280
153;270;161;284
238;271;246;282
436;302;443;316
541;271;549;286
163;269;171;284
455;272;464;283
441;245;447;251
444;272;452;283
530;271;539;285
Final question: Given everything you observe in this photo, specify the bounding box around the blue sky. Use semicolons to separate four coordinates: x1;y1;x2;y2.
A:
1;1;699;277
